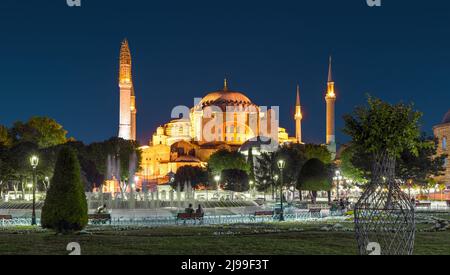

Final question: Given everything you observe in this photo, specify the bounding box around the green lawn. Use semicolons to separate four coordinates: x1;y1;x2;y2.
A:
0;222;448;255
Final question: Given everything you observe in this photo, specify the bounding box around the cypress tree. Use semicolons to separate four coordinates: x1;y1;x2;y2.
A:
41;147;88;233
247;147;256;182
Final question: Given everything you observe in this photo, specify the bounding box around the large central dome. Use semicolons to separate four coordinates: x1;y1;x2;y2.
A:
198;80;255;108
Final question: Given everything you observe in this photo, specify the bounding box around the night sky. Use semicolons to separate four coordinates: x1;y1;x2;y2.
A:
1;0;449;146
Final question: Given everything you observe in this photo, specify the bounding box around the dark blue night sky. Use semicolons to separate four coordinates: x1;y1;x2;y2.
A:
1;0;449;146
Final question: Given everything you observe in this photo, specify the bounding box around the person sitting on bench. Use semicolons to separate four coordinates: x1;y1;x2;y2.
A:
196;205;204;215
185;204;194;215
97;204;107;214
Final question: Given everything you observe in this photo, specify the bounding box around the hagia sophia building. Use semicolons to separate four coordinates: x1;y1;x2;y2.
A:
117;40;337;187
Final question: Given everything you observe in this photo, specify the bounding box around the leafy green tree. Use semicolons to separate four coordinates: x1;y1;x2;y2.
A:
277;143;307;187
343;96;422;160
343;96;424;209
12;117;68;148
343;98;444;189
304;144;332;164
297;158;332;204
255;152;278;195
222;169;250;192
208;149;249;176
255;144;323;199
397;135;447;187
247;147;256;182
0;125;11;147
173;166;208;190
41;147;88;233
339;144;368;183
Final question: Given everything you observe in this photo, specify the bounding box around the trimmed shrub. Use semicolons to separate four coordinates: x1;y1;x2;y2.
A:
41;147;88;232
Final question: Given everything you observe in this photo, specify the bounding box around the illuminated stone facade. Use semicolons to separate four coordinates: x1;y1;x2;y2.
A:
114;40;338;185
433;110;450;188
139;80;285;183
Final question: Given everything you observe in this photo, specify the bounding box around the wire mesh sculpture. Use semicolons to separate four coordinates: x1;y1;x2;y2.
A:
354;152;416;255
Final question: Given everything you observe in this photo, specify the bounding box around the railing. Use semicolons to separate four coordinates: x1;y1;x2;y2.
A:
87;211;339;227
0;218;38;227
0;210;350;228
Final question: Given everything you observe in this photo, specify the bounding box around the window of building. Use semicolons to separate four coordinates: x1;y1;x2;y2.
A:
443;137;447;150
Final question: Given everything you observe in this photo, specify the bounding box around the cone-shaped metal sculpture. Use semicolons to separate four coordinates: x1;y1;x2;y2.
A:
354;152;416;255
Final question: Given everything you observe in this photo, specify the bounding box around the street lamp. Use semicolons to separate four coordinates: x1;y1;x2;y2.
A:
30;155;39;226
277;159;286;222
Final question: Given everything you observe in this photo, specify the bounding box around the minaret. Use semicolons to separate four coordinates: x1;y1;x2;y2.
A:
295;84;303;144
325;56;337;157
118;39;137;141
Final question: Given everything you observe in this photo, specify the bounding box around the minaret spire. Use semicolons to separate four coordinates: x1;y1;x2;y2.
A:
295;84;303;144
224;78;229;91
328;56;333;83
325;56;337;158
118;39;137;141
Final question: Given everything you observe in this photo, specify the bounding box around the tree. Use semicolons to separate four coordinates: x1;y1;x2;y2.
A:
208;149;249;176
247;147;256;182
41;147;88;233
255;152;278;195
12;117;68;148
173;166;208;190
343;96;423;212
397;135;447;187
343;98;444;189
222;169;250;192
304;144;332;164
85;137;142;192
339;144;368;184
343;96;422;160
0;125;11;147
297;159;332;204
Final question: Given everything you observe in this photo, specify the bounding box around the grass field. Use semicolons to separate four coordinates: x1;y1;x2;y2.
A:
0;222;448;255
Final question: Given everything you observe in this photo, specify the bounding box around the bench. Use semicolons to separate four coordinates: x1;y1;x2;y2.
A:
88;214;112;225
416;202;432;209
0;215;13;220
255;211;275;217
176;213;204;225
309;208;322;218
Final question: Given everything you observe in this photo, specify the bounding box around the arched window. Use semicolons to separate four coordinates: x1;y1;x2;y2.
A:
443;137;447;150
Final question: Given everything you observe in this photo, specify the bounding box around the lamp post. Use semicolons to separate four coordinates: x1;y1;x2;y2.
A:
277;159;286;222
30;155;39;226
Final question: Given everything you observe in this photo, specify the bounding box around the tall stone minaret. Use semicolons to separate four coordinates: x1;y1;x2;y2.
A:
295;84;303;144
325;56;337;157
118;39;137;141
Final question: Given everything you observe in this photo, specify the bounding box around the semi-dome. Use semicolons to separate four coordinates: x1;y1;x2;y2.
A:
442;110;450;124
